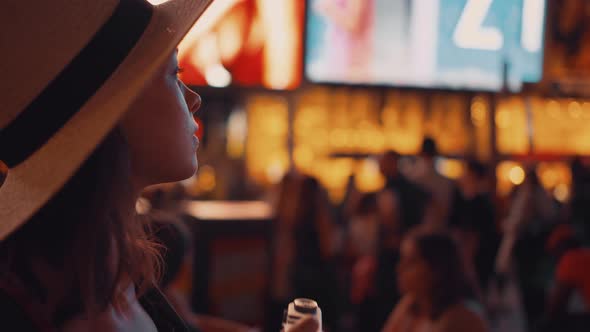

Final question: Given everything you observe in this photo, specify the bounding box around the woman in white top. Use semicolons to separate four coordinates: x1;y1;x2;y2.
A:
382;231;488;332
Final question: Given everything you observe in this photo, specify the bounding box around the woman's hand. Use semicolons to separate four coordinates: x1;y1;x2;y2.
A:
287;317;320;332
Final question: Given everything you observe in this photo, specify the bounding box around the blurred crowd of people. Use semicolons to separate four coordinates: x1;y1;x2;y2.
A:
265;137;590;332
139;137;590;332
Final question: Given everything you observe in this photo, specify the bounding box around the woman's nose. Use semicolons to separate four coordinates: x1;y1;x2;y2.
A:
181;81;201;114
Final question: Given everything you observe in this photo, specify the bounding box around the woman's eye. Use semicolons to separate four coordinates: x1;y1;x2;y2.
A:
174;66;184;77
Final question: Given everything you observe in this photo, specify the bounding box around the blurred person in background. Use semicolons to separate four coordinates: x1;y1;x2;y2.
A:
267;172;297;331
356;151;432;332
413;137;455;230
378;151;431;241
347;193;380;330
351;185;431;332
540;224;590;331
449;159;499;296
267;174;340;332
348;192;380;262
341;174;363;226
495;166;559;329
382;231;488;332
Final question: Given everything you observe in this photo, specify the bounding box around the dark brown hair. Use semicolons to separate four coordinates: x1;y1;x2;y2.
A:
413;232;475;320
0;128;161;325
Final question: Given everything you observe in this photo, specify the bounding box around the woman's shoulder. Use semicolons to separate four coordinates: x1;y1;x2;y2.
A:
381;295;417;332
386;294;416;315
436;302;488;332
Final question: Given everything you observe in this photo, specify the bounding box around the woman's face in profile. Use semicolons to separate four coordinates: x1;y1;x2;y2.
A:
397;237;433;296
122;51;201;187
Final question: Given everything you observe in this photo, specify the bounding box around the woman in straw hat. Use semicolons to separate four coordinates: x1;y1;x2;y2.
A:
0;0;318;331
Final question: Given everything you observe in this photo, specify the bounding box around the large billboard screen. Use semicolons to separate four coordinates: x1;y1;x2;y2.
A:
305;0;547;91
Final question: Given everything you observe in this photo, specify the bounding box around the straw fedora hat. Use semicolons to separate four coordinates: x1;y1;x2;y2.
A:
0;0;213;240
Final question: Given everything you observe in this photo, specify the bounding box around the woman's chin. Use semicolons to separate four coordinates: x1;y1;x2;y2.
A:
153;159;198;185
178;158;198;181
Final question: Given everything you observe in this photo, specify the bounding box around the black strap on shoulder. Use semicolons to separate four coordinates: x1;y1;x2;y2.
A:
140;287;194;332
